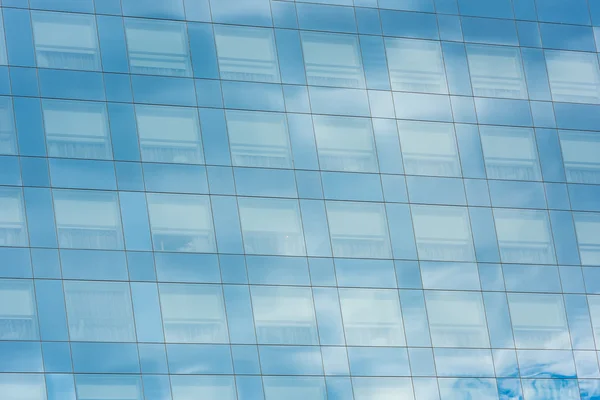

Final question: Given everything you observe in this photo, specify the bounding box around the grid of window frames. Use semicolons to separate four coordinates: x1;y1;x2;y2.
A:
1;0;600;399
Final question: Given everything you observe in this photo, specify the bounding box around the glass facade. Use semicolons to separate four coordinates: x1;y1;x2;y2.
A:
1;0;600;399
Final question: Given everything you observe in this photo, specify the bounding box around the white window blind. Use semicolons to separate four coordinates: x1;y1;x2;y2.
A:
560;131;600;184
0;282;37;340
574;214;600;266
467;46;527;99
480;126;541;180
0;191;27;247
32;12;100;70
546;50;600;104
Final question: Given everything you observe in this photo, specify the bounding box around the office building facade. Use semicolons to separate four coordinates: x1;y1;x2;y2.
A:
1;0;600;398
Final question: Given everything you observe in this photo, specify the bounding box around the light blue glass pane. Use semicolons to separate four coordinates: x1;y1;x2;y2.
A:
232;345;261;374
309;87;370;116
489;181;547;209
406;176;466;206
219;254;247;284
353;377;415;399
96;15;129;73
167;344;232;374
237;376;265;400
335;259;396;288
438;378;500;400
38;69;105;101
497;378;523;400
24;187;58;248
71;343;140;373
475;97;532;126
3;8;36;67
536;0;591;24
224;285;257;344
309;258;337;287
260;346;323;375
313;288;345;345
210;0;273;27
348;346;410;376
131;283;164;343
550;211;581;266
212;195;244;254
380;10;439;39
378;0;434;11
300;200;333;257
131;75;196;106
60;249;127;281
555;103;600;131
297;3;357;33
138;343;168;374
119;192;152;252
272;1;298;29
435;348;495;377
503;265;561;293
171;375;236;400
394;92;453;122
122;0;185;19
247;256;310;286
409;348;436;376
356;8;382;35
570;184;600;212
458;0;513;18
462;16;518;46
46;374;76;400
420;261;480;290
222;81;285;112
494;350;519;378
400;289;431;347
263;376;326;400
518;349;576;378
0;374;46;400
75;375;143;400
188;23;219;79
155;253;220;284
116;162;144;191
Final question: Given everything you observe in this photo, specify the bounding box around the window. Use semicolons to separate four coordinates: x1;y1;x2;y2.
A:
425;291;490;348
31;11;100;70
75;375;143;400
339;288;405;346
226;110;292;168
353;378;414;400
136;105;204;164
326;201;392;259
238;198;306;256
159;284;228;343
147;194;216;253
42;99;112;159
64;281;136;342
385;37;448;94
0;188;28;247
54;190;124;250
559;130;600;184
411;205;475;262
263;377;326;400
124;19;192;77
301;31;365;88
508;293;570;349
0;280;38;340
587;296;600;344
0;97;17;156
171;376;236;400
0;11;7;65
545;50;600;104
397;121;461;177
573;213;600;266
313;116;378;173
251;286;318;345
493;209;556;265
0;375;46;400
214;25;280;83
479;126;541;181
466;44;527;99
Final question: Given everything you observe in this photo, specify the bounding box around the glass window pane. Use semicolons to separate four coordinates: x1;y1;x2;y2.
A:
411;205;475;262
75;375;143;400
313;115;378;173
560;130;600;184
479;126;541;181
326;201;392;259
226;110;292;168
214;25;280;83
425;290;490;348
124;18;192;77
238;197;306;256
0;187;28;247
573;213;600;266
31;11;100;71
385;37;447;94
587;295;600;345
171;376;236;400
301;31;365;88
136;105;203;164
147;193;216;253
0;279;38;340
263;376;326;400
42;99;112;160
352;377;414;399
545;50;600;104
53;189;124;250
0;98;17;155
493;209;556;265
0;374;46;400
64;280;136;342
508;293;570;349
159;283;228;343
339;288;405;346
251;286;318;345
0;10;7;65
397;121;461;177
466;44;527;99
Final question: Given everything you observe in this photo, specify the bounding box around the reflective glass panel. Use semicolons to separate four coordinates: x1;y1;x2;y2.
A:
397;121;461;177
159;283;229;343
0;98;16;155
226;110;292;168
386;37;448;94
545;50;600;104
326;201;392;259
411;205;475;262
0;280;38;340
559;130;600;184
124;19;192;77
75;375;143;400
0;188;28;247
313;115;378;173
31;11;100;71
214;25;280;83
147;193;216;253
42;99;112;160
301;31;365;88
479;126;541;181
64;280;136;342
507;293;570;349
338;288;405;346
251;286;318;345
136;105;204;164
53;190;124;250
425;290;490;348
466;44;527;99
573;213;600;266
493;209;556;265
238;197;306;256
